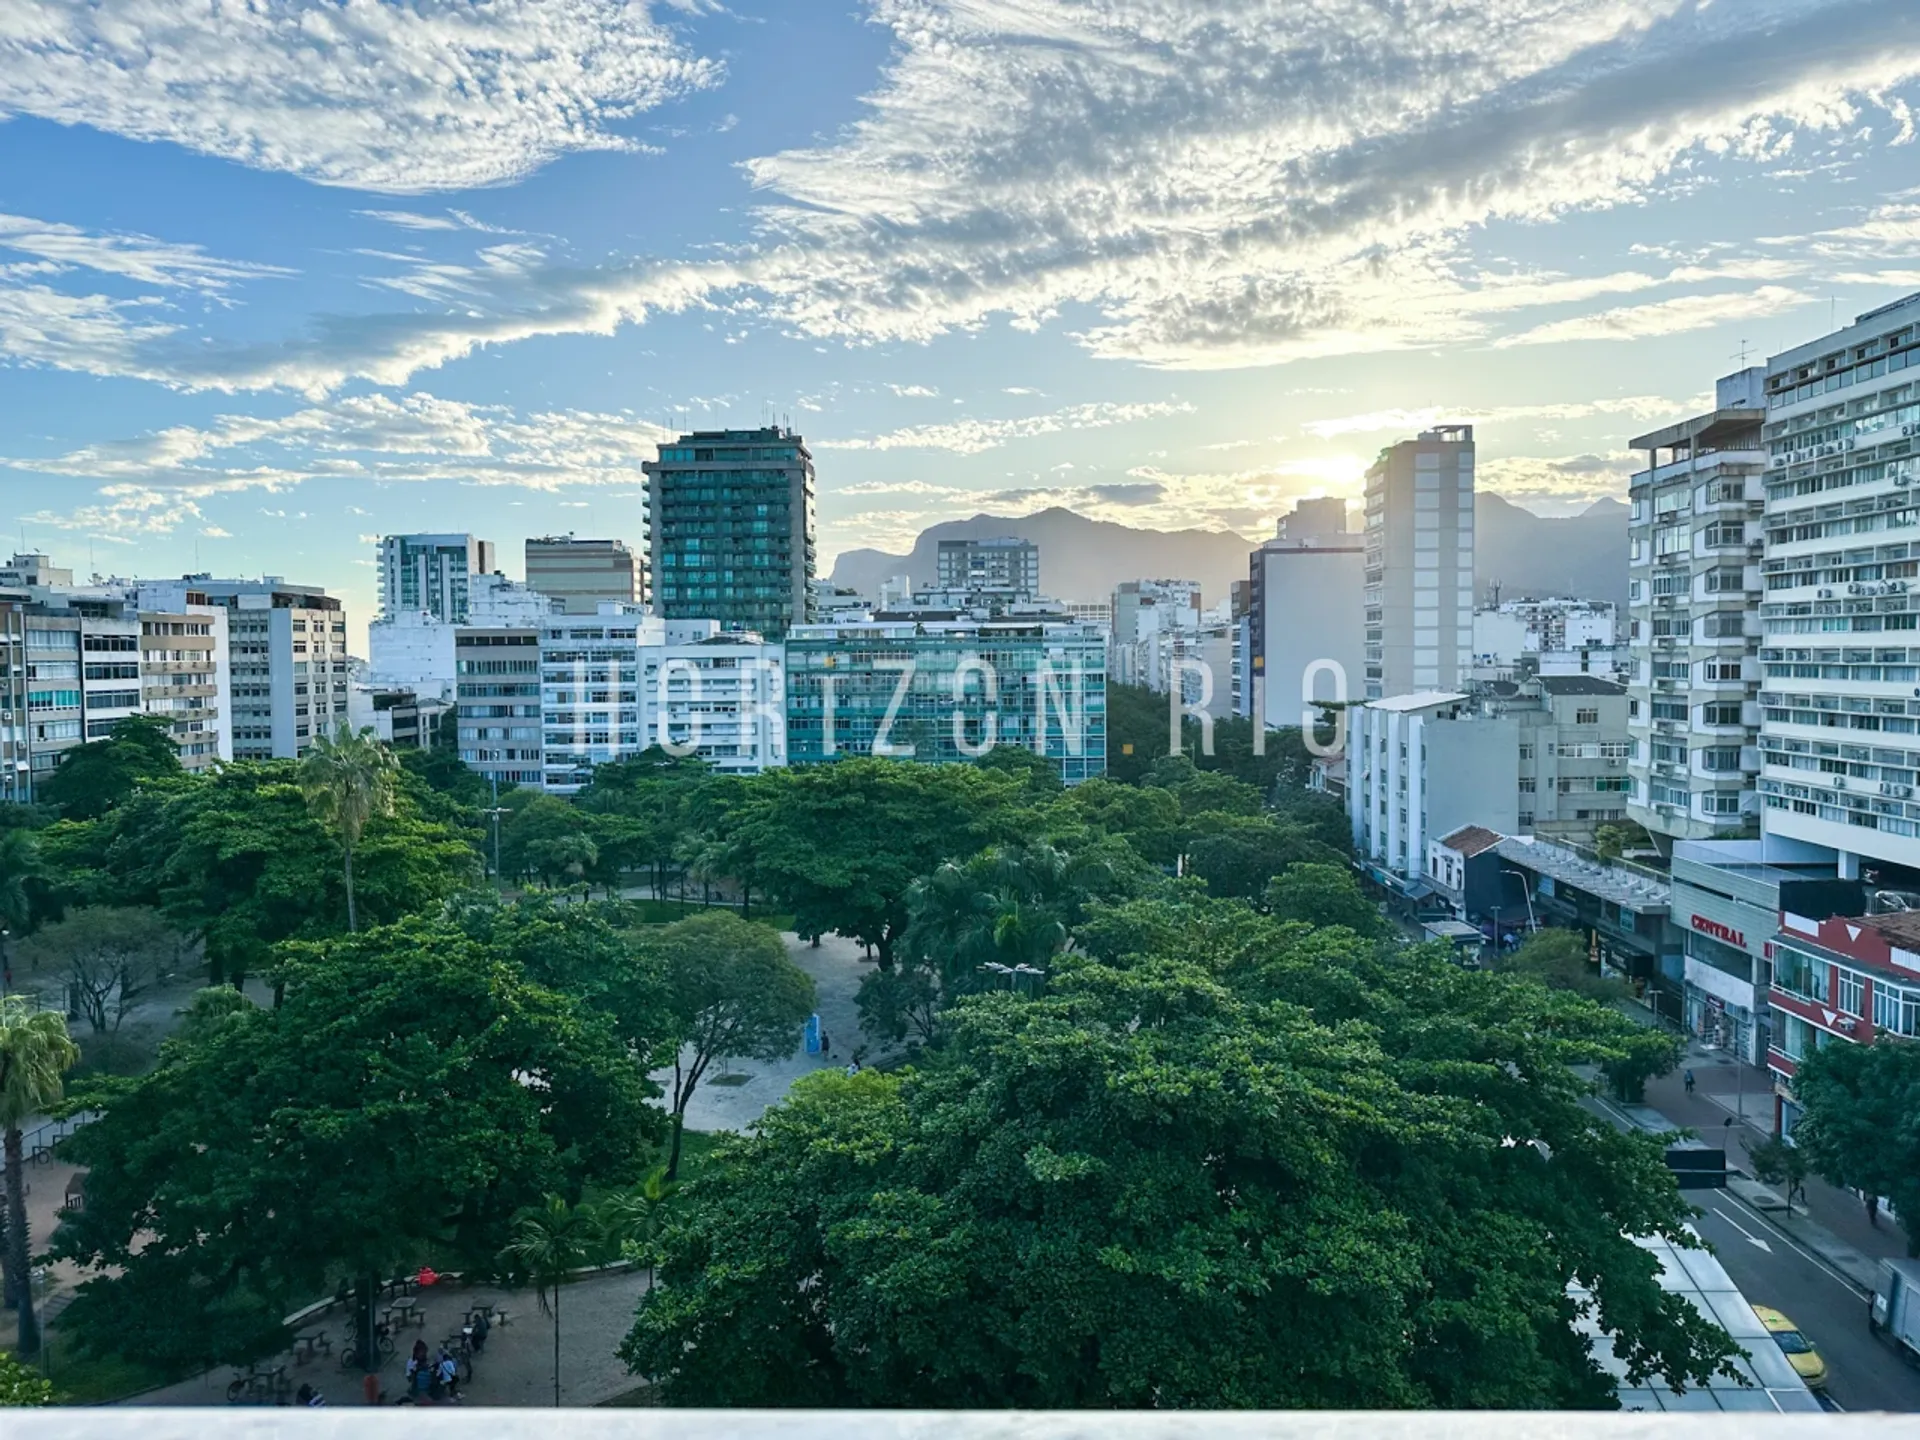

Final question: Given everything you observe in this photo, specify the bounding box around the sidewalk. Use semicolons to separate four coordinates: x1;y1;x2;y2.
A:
1604;1041;1911;1294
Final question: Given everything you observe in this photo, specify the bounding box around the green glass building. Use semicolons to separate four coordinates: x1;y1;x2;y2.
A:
641;427;816;638
785;619;1108;783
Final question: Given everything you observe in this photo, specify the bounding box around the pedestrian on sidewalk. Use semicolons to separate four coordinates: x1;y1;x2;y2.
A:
1683;1068;1695;1095
820;1030;832;1060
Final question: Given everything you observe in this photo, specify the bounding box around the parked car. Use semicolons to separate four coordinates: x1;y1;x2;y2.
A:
1752;1305;1828;1389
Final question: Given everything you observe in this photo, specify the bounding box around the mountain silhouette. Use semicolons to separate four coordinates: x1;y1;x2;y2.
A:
829;497;1626;610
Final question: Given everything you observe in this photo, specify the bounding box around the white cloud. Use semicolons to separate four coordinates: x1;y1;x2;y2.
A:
885;383;940;397
820;399;1193;454
0;1;720;193
1476;450;1641;511
0;213;293;290
1493;287;1815;348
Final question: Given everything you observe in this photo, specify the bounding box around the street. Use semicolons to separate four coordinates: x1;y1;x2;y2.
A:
1689;1188;1920;1412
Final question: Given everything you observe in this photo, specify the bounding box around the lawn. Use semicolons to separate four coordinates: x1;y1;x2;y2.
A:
1;1329;186;1406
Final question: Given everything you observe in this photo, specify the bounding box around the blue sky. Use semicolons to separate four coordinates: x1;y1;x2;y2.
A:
5;0;1920;643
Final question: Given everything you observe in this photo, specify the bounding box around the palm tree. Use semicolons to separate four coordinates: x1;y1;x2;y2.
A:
497;1194;597;1408
594;1166;679;1290
0;827;42;937
298;725;399;932
0;995;79;1357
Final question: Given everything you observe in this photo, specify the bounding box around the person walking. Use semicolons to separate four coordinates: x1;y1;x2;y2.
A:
820;1030;832;1060
1683;1068;1696;1095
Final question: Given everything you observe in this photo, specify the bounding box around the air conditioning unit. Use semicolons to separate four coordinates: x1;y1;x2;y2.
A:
1834;777;1848;790
1898;474;1913;487
1904;424;1917;438
1819;588;1835;598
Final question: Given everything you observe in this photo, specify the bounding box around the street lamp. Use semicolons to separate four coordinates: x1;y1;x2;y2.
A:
1;927;9;995
1500;869;1539;932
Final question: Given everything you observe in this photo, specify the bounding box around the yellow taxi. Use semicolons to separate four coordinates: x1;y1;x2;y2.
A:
1753;1305;1828;1389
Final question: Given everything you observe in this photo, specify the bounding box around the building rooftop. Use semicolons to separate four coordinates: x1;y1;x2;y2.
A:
1535;675;1626;697
1367;690;1468;713
1437;825;1504;859
1860;908;1920;950
1495;837;1672;914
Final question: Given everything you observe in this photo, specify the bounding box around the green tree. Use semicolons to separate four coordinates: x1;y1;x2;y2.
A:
1496;928;1618;1001
0;995;80;1357
623;901;1738;1407
0;828;42;935
730;759;1022;965
1264;861;1384;936
1793;1037;1920;1247
497;1194;599;1408
500;794;595;888
596;1164;680;1290
14;906;179;1034
1183;814;1343;901
298;725;400;933
1143;754;1264;817
38;715;182;821
50;917;656;1371
647;912;815;1179
0;1348;54;1406
1746;1135;1810;1210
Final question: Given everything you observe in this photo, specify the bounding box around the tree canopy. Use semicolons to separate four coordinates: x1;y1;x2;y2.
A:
38;715;183;821
623;896;1739;1408
53;916;658;1369
1792;1036;1920;1251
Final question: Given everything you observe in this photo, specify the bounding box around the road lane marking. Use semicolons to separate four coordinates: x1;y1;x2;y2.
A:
1719;1190;1870;1298
1708;1201;1774;1252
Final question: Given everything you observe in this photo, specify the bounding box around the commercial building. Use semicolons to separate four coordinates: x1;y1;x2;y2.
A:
1364;426;1476;699
1347;692;1519;891
1625;371;1768;844
785;618;1107;783
538;610;785;793
454;627;543;792
934;537;1041;598
1248;499;1365;729
525;535;642;614
188;578;349;759
377;534;496;623
642;427;817;638
1767;906;1920;1138
1668;838;1860;1067
1757;292;1920;876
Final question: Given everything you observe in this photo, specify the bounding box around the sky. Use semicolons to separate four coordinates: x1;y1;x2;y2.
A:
5;0;1920;644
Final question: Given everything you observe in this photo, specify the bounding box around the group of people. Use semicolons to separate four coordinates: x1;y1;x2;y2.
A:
404;1338;463;1403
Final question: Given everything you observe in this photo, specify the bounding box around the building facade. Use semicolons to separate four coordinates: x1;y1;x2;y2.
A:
1758;292;1920;876
368;572;559;701
1626;370;1768;844
189;579;348;759
1248;500;1364;729
1347;692;1519;887
1501;675;1634;843
377;534;496;623
525;535;642;614
785;618;1107;782
934;537;1041;598
643;427;817;638
1364;426;1476;699
538;611;785;792
454;628;543;792
134;587;232;771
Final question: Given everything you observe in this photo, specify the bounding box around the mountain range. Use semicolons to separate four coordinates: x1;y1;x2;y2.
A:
829;497;1628;611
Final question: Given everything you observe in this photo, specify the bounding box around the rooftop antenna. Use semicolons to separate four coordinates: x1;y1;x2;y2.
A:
1732;338;1753;369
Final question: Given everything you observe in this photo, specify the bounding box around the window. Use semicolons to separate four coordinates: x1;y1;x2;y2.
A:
1837;969;1865;1018
1651;700;1688;721
1518;778;1536;793
1702;702;1744;726
1701;747;1743;772
1575;707;1599;725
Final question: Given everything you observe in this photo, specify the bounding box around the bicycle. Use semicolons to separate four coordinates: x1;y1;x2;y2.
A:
338;1323;398;1370
225;1367;289;1405
440;1332;475;1384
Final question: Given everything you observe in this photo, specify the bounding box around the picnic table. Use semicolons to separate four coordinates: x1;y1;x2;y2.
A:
293;1328;332;1364
385;1296;424;1330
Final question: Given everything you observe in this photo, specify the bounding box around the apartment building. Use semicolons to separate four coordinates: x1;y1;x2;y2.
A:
1500;676;1634;843
0;601;27;803
188;578;348;759
526;535;642;613
643;427;817;638
1364;426;1475;699
1247;499;1365;728
1625;370;1768;844
1110;579;1202;689
133;585;232;771
785;618;1108;782
377;534;496;623
934;537;1041;598
1757;291;1920;877
538;610;784;793
368;572;559;701
454;628;543;792
1347;692;1519;888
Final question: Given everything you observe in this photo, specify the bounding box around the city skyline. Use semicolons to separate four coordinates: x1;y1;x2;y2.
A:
6;2;1920;641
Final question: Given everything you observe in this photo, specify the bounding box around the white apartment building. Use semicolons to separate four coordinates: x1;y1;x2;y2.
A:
1347;692;1519;886
456;628;543;792
1758;291;1920;876
1364;427;1476;699
538;609;785;793
1248;499;1365;728
132;584;232;770
368;572;560;700
377;533;496;624
189;578;349;759
1625;371;1768;843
